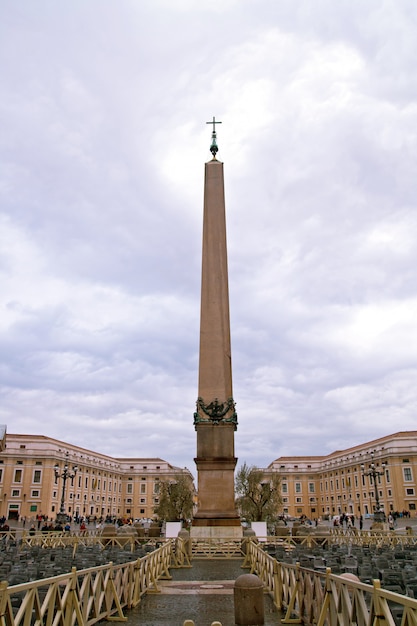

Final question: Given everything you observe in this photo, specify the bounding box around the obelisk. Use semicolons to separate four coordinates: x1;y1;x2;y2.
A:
191;118;241;538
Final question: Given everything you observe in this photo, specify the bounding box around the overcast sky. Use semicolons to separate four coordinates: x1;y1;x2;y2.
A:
1;0;417;476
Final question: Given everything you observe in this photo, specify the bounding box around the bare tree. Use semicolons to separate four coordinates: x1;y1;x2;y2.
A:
235;463;282;522
154;474;194;522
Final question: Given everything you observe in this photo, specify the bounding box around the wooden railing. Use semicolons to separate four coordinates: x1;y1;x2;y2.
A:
244;539;417;626
190;538;244;559
0;538;178;626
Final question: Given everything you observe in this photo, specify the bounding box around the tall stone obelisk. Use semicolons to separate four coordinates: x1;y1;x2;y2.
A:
191;118;241;538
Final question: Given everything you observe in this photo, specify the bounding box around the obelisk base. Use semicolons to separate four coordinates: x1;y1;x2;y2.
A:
191;518;243;539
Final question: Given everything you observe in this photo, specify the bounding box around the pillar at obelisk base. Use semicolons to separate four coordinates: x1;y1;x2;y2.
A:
191;128;242;538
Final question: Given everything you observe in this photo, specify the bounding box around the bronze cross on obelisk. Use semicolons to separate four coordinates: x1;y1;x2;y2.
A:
206;116;222;157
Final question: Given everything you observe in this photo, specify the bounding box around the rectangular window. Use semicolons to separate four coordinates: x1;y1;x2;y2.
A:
12;489;20;497
309;483;315;493
127;483;133;494
281;483;288;494
14;469;22;483
404;468;413;482
140;498;146;504
385;469;390;483
31;490;40;497
140;484;146;494
0;469;3;482
295;483;301;493
295;497;302;503
33;470;41;483
406;488;415;496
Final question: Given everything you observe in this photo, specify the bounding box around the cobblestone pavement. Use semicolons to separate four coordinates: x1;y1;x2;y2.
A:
101;559;281;626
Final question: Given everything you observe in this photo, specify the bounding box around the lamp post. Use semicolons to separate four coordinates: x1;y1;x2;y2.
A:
54;452;78;525
361;452;386;524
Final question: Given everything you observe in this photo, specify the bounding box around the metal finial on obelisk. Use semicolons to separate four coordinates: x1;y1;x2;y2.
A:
206;116;222;158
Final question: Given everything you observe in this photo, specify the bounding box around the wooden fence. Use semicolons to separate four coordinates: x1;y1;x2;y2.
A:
244;539;417;626
0;538;179;626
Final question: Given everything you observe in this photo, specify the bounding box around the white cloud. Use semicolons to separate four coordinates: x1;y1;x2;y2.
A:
1;0;417;474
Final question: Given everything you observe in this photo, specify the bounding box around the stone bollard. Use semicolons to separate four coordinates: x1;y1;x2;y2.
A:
275;521;290;537
234;574;264;625
178;529;192;558
241;528;257;555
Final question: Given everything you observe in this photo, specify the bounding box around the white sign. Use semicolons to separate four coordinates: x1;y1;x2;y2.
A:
251;521;267;541
165;521;182;538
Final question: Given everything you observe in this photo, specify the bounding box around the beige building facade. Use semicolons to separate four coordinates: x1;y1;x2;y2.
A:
268;431;417;520
0;433;193;522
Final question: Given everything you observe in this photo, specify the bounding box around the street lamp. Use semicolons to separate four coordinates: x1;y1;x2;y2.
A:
54;452;78;524
361;452;386;524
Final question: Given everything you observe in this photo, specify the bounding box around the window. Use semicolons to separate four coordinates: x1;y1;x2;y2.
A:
127;483;133;494
281;483;288;494
12;489;20;497
404;468;413;482
140;498;146;504
140;484;146;494
309;483;315;493
14;469;22;483
0;469;3;482
31;490;40;497
295;497;302;503
406;488;415;496
33;470;41;483
295;482;301;493
385;469;391;483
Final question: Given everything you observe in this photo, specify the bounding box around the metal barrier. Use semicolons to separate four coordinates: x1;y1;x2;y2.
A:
244;539;417;625
0;538;176;626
